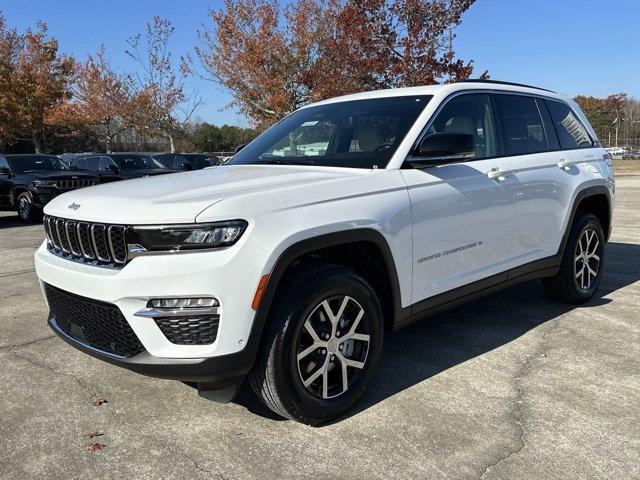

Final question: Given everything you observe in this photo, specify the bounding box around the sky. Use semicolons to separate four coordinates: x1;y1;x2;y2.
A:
2;0;639;126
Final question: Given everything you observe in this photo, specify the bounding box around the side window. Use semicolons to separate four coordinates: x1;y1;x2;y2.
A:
83;156;100;171
545;100;593;149
495;94;546;155
99;156;116;171
426;93;497;159
71;158;84;169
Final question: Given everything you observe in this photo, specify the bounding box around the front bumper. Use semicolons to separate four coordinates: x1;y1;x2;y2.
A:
35;236;271;381
48;316;258;385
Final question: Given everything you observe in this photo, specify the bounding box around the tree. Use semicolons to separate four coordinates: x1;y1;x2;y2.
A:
191;0;480;128
0;14;75;152
47;46;135;152
575;93;627;147
191;122;257;151
126;16;200;152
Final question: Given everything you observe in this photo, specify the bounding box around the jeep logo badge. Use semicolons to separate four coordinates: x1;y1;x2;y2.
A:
68;202;81;211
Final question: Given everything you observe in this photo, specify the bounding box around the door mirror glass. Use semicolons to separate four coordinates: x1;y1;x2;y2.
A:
105;164;119;173
180;162;193;171
0;166;10;175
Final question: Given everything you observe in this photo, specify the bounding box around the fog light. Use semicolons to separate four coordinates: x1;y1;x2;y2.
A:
148;297;219;309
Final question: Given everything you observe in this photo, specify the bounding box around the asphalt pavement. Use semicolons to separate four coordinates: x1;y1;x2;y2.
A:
1;177;639;479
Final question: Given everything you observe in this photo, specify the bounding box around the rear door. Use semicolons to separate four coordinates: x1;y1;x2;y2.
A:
402;92;519;304
502;94;599;264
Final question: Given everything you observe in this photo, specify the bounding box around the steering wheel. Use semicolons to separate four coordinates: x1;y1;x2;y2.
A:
374;142;394;152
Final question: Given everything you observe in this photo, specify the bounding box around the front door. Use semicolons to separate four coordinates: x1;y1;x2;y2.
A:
401;93;519;305
0;156;12;208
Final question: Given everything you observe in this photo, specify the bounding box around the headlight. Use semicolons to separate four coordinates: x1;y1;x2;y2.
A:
132;220;248;251
33;179;56;187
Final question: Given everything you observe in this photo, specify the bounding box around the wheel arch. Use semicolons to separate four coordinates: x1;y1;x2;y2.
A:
559;184;612;256
251;229;406;341
11;185;31;207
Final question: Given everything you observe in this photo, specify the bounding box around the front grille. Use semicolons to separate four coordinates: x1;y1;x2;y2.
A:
55;179;95;190
154;315;220;345
44;215;128;268
45;283;145;358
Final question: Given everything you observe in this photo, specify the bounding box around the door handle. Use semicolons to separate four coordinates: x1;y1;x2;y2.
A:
557;160;573;170
487;168;510;181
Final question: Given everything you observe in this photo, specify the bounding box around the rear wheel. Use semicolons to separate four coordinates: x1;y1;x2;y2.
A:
249;264;383;425
543;212;605;304
17;193;40;223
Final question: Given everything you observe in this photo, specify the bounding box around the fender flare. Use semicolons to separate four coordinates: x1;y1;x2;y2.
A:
11;186;32;207
557;184;612;257
243;228;406;360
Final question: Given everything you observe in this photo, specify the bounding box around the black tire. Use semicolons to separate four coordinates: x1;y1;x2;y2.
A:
16;193;41;223
248;263;384;425
542;212;605;304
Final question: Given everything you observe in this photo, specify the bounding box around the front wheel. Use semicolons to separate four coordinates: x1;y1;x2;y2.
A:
249;264;384;425
17;193;40;223
543;212;605;304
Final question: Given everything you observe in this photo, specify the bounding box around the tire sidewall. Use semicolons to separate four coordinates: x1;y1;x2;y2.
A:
275;270;383;423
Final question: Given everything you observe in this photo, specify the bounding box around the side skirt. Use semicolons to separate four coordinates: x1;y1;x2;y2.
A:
394;255;560;330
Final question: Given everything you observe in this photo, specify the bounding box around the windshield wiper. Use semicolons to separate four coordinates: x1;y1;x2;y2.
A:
258;159;316;166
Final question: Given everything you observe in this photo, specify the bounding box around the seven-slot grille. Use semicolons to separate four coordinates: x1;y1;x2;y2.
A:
55;179;95;190
44;215;128;267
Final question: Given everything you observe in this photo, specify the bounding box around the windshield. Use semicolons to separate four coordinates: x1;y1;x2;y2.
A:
229;95;431;169
111;154;162;171
6;155;67;173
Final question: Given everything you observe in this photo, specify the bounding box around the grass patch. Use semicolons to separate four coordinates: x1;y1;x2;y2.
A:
613;159;640;175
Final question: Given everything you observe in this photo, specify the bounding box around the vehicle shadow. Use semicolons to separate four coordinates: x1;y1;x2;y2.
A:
0;213;42;229
236;241;640;424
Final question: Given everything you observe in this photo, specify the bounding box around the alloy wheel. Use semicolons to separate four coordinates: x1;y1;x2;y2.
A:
18;197;29;219
295;295;370;399
574;228;601;290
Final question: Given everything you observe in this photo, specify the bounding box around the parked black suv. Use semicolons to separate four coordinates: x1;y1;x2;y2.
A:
153;153;221;170
0;154;98;222
70;153;179;182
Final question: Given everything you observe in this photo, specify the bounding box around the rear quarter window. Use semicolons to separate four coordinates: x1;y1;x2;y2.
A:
545;100;593;149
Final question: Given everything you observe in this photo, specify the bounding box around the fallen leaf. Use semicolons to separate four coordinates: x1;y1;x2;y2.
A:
82;431;104;439
92;397;108;407
85;443;104;452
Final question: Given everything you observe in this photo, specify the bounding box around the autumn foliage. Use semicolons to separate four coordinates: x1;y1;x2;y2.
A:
193;0;481;128
0;15;75;152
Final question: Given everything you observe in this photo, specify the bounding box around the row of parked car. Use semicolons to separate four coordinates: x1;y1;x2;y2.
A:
0;152;224;222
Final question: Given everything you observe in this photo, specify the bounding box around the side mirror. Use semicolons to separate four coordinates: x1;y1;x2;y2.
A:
234;144;247;154
408;132;475;168
180;162;193;171
105;164;120;174
0;166;10;175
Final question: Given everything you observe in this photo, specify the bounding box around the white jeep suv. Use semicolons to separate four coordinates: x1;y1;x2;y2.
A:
35;81;614;425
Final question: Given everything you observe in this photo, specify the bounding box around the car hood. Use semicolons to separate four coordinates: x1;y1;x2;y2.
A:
22;171;97;180
43;165;367;224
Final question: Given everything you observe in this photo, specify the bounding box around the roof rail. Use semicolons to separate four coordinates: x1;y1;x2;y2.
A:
459;79;556;93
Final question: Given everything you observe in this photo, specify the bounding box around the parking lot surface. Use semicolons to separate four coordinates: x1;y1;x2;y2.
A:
1;177;639;480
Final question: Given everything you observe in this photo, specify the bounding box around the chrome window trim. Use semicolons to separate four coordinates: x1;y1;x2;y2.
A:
409;88;596;162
